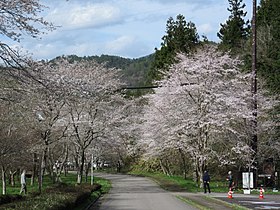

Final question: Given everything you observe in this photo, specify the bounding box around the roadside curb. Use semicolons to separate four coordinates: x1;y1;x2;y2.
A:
173;192;253;210
84;190;102;210
176;194;233;210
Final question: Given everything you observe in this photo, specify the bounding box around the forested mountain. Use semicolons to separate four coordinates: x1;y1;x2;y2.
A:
54;54;154;88
53;14;200;89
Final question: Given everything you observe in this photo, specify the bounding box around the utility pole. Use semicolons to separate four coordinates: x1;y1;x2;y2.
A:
251;0;257;156
251;0;258;188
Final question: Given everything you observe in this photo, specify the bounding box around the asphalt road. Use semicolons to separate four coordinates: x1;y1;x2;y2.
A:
90;173;280;210
214;193;280;209
91;173;197;210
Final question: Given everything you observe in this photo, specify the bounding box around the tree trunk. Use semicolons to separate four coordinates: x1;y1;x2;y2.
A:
85;161;90;183
77;150;85;184
64;166;67;177
74;153;79;171
193;157;205;188
42;148;47;176
38;152;44;194
159;158;170;176
47;147;55;183
198;164;204;189
56;146;68;182
196;157;206;188
9;170;17;187
193;166;199;188
178;149;187;180
1;166;6;195
197;127;208;188
31;153;37;186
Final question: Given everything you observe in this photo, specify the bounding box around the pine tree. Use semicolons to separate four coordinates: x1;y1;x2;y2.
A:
217;0;250;52
257;0;280;94
256;0;280;153
146;14;199;83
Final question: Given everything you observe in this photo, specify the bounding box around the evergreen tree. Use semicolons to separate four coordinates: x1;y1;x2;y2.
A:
217;0;250;52
257;0;280;94
256;0;280;147
147;14;199;83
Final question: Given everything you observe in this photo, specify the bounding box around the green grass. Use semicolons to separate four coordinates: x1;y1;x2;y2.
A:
178;195;251;210
129;170;280;194
204;196;251;210
129;170;229;193
73;177;111;210
0;173;111;210
129;171;279;210
177;195;211;210
95;177;111;194
2;174;62;195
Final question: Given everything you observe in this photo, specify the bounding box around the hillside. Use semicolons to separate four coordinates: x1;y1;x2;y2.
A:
55;54;155;88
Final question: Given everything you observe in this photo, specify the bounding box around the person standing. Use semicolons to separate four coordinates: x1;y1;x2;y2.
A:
203;170;211;193
227;171;233;189
20;170;27;194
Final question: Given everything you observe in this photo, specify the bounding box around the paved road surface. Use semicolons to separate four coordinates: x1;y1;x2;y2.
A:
90;173;280;210
214;193;280;209
91;173;197;210
176;192;280;210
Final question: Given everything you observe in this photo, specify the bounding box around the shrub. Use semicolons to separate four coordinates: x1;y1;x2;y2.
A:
0;183;102;210
0;194;23;205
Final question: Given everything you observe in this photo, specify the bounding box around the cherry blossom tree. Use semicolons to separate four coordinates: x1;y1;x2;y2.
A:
0;99;34;195
141;44;278;186
32;58;127;184
97;97;145;172
0;1;57;187
0;0;136;191
0;53;135;189
0;57;127;187
0;0;54;68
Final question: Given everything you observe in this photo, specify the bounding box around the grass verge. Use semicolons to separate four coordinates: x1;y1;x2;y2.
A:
176;195;211;210
0;173;111;210
74;177;111;210
204;196;251;210
129;170;229;193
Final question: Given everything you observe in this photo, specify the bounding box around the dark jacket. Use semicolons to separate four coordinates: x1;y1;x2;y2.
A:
203;172;210;182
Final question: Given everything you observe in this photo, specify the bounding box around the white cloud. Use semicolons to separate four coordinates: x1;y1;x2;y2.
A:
104;36;136;57
198;23;213;34
46;3;123;30
29;43;60;59
105;36;134;52
149;0;216;5
12;0;254;60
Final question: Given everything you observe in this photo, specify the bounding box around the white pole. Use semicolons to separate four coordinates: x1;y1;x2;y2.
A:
91;154;94;185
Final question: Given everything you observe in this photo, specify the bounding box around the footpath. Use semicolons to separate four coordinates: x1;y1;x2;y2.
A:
174;191;280;210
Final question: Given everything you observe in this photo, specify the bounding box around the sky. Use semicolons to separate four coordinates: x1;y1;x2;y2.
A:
7;0;257;60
